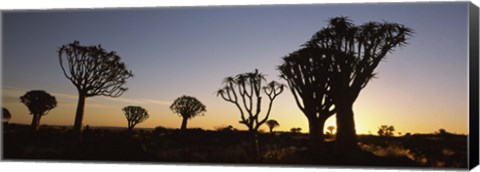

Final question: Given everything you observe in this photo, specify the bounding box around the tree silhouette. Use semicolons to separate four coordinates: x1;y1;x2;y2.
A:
290;127;302;133
304;17;413;154
2;107;12;124
386;126;395;136
377;125;395;137
122;106;149;132
170;95;206;131
279;47;335;155
438;128;448;135
327;126;336;135
266;119;280;134
216;69;284;159
377;127;385;136
19;90;57;131
58;40;133;133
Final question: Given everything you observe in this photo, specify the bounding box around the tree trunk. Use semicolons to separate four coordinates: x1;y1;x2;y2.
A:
180;117;188;131
248;129;260;161
335;103;357;156
308;118;326;156
269;128;273;134
30;114;41;131
128;124;134;132
73;93;86;134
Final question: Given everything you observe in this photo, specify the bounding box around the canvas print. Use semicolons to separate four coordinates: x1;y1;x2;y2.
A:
1;1;478;170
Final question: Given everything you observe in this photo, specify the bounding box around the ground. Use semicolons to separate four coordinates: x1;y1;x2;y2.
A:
2;123;468;169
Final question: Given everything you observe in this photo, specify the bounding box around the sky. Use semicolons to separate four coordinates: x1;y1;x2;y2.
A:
1;2;470;135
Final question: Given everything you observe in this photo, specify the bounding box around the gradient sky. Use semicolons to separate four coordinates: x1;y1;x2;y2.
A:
1;2;469;134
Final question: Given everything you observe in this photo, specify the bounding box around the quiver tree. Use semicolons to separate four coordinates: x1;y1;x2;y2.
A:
216;69;284;159
305;17;413;154
2;107;12;124
20;90;57;131
266;119;280;134
170;95;206;131
58;40;133;133
122;106;149;132
278;47;336;155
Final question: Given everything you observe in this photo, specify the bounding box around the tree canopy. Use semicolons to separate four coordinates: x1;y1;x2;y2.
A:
216;69;284;132
58;40;133;98
170;95;206;131
20;90;57;130
123;106;149;131
266;119;280;133
58;40;133;133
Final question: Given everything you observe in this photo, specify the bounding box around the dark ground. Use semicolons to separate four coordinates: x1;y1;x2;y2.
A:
2;123;468;169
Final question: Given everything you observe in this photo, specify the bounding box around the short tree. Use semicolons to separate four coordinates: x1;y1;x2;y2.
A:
58;40;133;133
386;126;395;136
2;107;12;124
216;69;284;159
291;127;302;133
438;128;447;135
266;119;280;134
170;95;206;131
377;127;385;136
377;125;395;137
20;90;57;131
122;106;149;132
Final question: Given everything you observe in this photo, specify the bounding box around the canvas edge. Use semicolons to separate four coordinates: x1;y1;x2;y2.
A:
469;1;479;170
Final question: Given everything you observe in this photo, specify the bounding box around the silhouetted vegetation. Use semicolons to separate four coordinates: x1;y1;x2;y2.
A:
122;106;149;132
214;125;237;132
266;119;280;134
3;124;466;168
19;90;57;131
216;69;284;159
170;95;206;131
279;46;335;155
279;16;413;156
58;40;133;133
378;125;395;137
290;128;302;133
2;107;12;124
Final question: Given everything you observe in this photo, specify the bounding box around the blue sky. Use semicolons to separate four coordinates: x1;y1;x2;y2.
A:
1;2;470;134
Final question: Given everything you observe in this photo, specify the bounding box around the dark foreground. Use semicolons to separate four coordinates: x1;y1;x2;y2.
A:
2;124;467;169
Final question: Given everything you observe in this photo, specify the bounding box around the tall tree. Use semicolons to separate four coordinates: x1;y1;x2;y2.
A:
266;119;280;134
170;95;206;131
2;107;12;124
306;17;412;154
216;69;284;159
20;90;57;131
122;106;149;132
58;41;133;133
278;47;335;155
